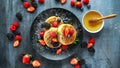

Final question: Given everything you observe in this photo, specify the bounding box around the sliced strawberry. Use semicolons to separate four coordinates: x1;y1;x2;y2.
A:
13;40;20;47
23;2;30;8
83;0;89;5
52;21;58;27
10;25;16;32
50;31;57;38
89;38;95;45
52;38;58;43
64;28;69;37
38;0;45;3
32;59;41;67
74;64;81;68
61;45;69;50
70;57;79;65
22;54;30;65
70;0;75;6
39;40;46;46
13;21;19;28
56;48;62;55
76;1;82;8
69;28;74;35
61;0;67;4
87;42;94;48
27;6;35;13
39;31;44;37
15;35;22;41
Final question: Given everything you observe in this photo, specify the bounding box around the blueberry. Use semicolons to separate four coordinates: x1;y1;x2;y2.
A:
6;33;14;41
13;31;21;35
78;59;85;65
16;12;22;21
21;0;26;2
80;41;87;48
31;2;37;9
88;47;95;53
57;17;62;23
80;7;84;11
53;42;59;47
87;4;91;9
67;34;71;38
41;23;51;29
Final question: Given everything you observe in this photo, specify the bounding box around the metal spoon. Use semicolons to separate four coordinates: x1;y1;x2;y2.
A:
89;14;117;23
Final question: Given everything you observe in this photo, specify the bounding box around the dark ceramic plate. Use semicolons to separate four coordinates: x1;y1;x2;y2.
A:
30;8;83;60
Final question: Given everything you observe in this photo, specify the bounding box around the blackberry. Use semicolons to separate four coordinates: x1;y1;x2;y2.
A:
79;59;85;65
41;23;51;29
88;47;95;53
16;12;22;21
80;41;87;48
6;33;14;41
57;17;62;23
31;2;37;9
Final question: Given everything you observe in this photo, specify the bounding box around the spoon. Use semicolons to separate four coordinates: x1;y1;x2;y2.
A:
89;14;117;23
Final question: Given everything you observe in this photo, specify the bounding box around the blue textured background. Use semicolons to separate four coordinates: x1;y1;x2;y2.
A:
0;0;120;68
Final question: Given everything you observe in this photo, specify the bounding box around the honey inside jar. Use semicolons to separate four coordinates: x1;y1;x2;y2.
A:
83;11;103;31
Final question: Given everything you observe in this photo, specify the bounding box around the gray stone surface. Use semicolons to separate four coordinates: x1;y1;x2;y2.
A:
0;0;120;68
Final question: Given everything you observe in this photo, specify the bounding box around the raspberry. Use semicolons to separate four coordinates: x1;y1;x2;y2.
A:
89;37;95;45
13;21;19;28
10;25;17;32
23;2;30;8
38;0;45;3
15;35;22;41
27;6;35;13
61;45;69;50
83;0;89;5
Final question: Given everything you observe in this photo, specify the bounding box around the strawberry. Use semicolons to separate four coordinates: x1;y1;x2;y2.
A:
61;45;69;50
56;48;62;55
69;28;74;35
27;6;35;13
64;29;69;37
83;0;89;5
13;21;19;28
23;2;30;8
87;42;93;48
32;60;41;67
15;35;22;41
76;1;82;8
60;0;67;4
52;21;58;27
10;25;16;32
38;0;45;3
22;54;31;65
13;40;20;47
52;38;58;43
70;57;79;65
39;40;46;46
89;37;95;45
70;0;75;6
50;31;57;38
74;64;81;68
39;31;44;37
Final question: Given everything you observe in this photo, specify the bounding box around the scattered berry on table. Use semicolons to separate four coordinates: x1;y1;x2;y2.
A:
60;0;67;4
38;0;45;3
27;6;35;13
80;7;84;11
74;64;81;68
13;31;21;35
87;4;91;9
83;0;89;5
87;42;93;48
70;0;75;7
23;2;30;9
31;2;38;9
89;37;95;45
88;47;95;53
39;40;46;46
61;45;69;50
76;1;82;8
13;21;19;28
56;48;62;55
80;41;87;48
30;0;35;3
10;25;17;32
16;12;22;21
6;33;14;41
32;59;41;67
70;57;79;65
15;35;22;41
13;40;20;47
21;0;26;2
22;54;31;65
